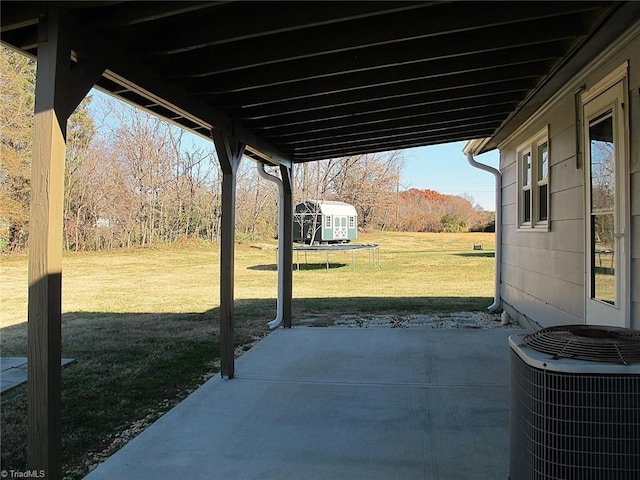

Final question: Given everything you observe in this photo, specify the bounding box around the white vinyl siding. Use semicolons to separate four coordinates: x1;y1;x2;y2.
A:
500;95;584;328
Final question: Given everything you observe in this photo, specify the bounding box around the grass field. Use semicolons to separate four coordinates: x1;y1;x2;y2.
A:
0;231;495;478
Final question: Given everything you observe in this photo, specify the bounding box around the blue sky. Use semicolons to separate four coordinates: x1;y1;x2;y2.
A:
402;142;499;211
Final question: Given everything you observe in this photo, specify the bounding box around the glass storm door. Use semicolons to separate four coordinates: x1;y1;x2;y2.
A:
333;216;348;239
583;80;628;327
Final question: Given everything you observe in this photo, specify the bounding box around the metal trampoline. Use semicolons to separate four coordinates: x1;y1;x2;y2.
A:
291;243;380;270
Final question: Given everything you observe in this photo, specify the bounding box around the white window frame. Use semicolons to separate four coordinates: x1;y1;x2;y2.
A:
324;215;332;229
348;216;355;229
517;126;550;231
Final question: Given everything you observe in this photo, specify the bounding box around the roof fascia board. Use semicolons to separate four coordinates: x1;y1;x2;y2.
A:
462;138;491;156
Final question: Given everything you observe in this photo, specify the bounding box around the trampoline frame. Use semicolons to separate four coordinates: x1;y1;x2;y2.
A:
287;243;380;270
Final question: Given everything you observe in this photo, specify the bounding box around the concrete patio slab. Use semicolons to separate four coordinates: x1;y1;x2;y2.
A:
1;356;75;393
84;327;517;480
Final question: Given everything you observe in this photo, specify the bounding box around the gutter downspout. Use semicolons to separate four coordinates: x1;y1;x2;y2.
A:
463;140;501;312
257;162;285;329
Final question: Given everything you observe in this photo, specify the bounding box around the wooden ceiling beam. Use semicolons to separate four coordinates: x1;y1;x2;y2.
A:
289;118;503;154
249;91;523;133
230;71;540;120
273;112;509;149
128;2;429;57
0;2;40;32
267;106;512;143
216;62;546;113
191;42;562;108
261;99;517;140
188;41;560;100
73;2;224;28
161;7;591;77
293;128;495;162
239;81;531;129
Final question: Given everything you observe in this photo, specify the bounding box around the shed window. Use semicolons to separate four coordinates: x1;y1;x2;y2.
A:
517;127;550;231
324;215;331;229
349;216;355;228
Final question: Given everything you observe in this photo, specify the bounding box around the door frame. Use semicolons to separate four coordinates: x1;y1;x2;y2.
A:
582;64;630;327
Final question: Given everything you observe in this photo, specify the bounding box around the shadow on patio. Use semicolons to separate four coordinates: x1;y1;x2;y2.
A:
84;324;522;480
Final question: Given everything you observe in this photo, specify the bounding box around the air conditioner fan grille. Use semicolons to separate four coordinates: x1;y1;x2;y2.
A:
521;325;640;365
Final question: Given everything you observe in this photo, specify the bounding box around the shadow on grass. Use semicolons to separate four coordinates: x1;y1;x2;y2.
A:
454;252;495;258
0;295;492;478
248;263;348;271
1;311;224;479
0;295;495;356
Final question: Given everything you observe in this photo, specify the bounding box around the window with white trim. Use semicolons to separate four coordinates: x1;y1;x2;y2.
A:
348;216;355;229
517;127;550;230
324;215;332;229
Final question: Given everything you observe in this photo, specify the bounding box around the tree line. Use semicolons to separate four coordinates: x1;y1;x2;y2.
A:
1;47;492;253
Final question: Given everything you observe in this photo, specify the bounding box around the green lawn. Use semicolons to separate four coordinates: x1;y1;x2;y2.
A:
0;231;495;478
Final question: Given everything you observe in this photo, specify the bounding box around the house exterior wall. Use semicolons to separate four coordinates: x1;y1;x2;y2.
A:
499;26;640;330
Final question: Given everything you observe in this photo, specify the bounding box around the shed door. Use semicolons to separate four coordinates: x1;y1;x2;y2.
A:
583;79;628;327
333;216;348;239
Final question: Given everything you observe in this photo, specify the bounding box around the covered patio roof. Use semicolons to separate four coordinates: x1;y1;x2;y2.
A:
2;1;639;162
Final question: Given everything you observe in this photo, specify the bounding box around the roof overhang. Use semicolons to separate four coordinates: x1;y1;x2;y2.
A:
2;1;639;163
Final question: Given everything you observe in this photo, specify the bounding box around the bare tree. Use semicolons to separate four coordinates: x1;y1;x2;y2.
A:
322;152;404;231
88;97;225;249
235;161;278;241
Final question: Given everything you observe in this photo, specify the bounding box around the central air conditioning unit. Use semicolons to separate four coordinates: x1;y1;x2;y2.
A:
509;325;640;480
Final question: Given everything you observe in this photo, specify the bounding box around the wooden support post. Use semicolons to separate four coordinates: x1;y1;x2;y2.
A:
213;130;245;379
280;165;294;328
27;10;70;479
27;8;105;478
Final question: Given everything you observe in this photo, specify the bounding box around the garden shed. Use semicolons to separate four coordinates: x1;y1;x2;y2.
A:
294;200;358;244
